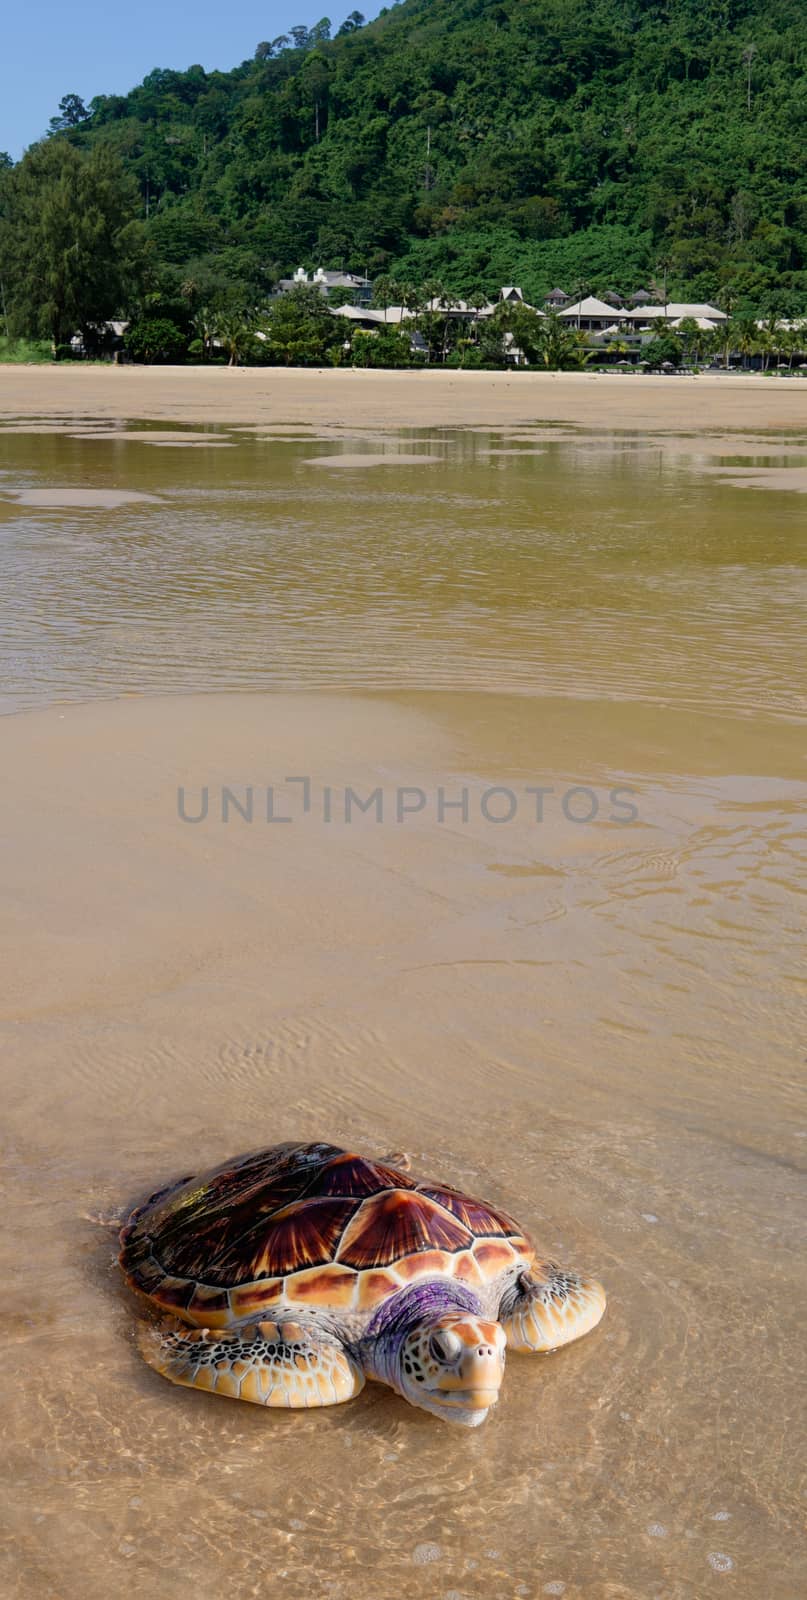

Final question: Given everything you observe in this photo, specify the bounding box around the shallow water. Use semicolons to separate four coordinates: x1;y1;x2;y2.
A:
1;420;807;717
0;418;805;1599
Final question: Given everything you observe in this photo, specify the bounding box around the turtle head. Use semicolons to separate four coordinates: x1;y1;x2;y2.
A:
398;1313;506;1427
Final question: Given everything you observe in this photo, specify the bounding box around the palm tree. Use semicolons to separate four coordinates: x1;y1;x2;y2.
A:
496;306;587;370
732;316;761;370
419;279;446;360
422;278;445;311
650;256;672;312
372;275;403;323
676;316;701;366
216;311;255;367
605;335;631;363
371;275;393;321
192;305;218;362
755;324;773;372
466;289;489;345
763;315;785;370
438;288;459;362
718;318;741;370
783;324;806;370
538;313;589;370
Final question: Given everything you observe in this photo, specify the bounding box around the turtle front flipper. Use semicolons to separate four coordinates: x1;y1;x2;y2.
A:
500;1265;606;1352
137;1320;365;1408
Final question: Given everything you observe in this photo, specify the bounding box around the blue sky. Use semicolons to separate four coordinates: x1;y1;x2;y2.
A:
1;0;382;159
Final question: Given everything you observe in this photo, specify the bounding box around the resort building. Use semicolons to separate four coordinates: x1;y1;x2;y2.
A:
623;302;726;326
559;296;623;330
276;267;372;302
331;303;409;326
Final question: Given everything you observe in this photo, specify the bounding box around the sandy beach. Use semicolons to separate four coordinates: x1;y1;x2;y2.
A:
1;387;805;1598
3;361;807;434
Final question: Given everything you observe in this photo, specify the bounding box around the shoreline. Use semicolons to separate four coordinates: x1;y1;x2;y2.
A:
3;362;807;432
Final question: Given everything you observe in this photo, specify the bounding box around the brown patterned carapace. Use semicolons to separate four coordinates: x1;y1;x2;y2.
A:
119;1142;531;1320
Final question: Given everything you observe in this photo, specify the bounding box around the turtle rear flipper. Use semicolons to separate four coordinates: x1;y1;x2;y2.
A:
137;1320;365;1408
83;1208;126;1232
378;1150;411;1172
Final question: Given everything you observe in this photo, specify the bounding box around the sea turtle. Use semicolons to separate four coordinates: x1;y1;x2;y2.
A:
120;1141;605;1427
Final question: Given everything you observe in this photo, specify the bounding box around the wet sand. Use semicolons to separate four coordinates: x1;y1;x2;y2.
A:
1;411;805;1598
2;362;807;435
2;690;805;1600
3;486;164;507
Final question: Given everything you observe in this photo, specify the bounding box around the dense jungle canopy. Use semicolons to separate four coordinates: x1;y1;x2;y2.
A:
2;0;806;325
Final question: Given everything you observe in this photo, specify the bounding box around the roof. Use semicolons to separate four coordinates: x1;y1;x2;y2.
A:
425;296;492;314
669;315;718;331
313;269;371;287
331;304;409;325
624;302;727;322
559;296;620;318
545;287;568;298
755;317;807;330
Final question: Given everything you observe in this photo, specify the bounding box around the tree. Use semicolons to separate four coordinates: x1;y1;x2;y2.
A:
675;315;702;364
604;334;631;363
497;306;588;369
0;139;145;347
372;274;402;322
191;305;218;360
742;43;758;112
417;279;449;359
261;284;343;364
124;317;186;363
466;289;489;342
645;330;682;369
476;317;507;365
650;255;672;309
437;288;459;362
15;0;807;315
338;11;365;34
782;325;806;369
732;315;761;367
216;310;256;366
351;325;411;366
48;94;90;132
715;318;738;370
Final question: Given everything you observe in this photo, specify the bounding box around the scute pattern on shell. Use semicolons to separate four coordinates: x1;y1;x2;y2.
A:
119;1142;532;1319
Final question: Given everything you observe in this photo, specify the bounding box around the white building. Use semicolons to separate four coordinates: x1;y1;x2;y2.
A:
277;266;372;301
623;302;726;325
559;296;623;330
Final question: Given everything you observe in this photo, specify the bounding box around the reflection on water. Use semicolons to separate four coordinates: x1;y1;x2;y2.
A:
1;422;806;717
0;421;805;1599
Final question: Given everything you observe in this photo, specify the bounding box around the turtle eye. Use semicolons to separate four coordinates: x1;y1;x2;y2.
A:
429;1328;462;1363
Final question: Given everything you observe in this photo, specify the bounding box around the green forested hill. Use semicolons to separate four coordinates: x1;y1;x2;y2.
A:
17;0;807;309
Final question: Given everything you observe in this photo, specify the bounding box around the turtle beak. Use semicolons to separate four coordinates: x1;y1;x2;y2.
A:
423;1318;506;1426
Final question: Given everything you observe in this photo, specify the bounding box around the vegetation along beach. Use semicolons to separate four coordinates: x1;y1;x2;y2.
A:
1;0;806;1597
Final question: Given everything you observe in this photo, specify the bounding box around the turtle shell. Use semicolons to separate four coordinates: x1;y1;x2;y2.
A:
119;1142;534;1328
